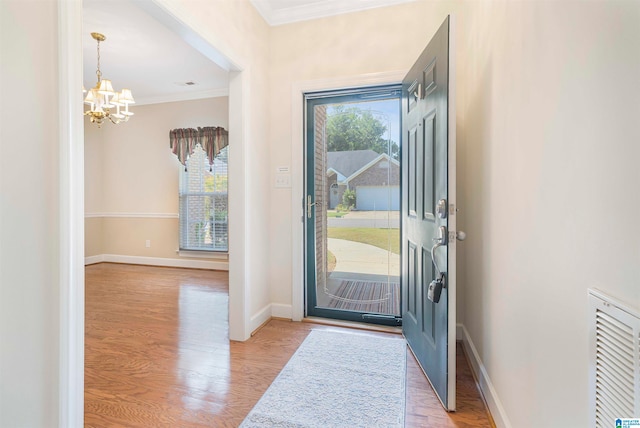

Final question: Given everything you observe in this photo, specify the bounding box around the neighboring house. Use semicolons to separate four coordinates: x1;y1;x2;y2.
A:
327;150;400;210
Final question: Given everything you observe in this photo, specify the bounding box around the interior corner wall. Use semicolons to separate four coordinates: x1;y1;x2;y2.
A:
456;1;640;427
140;0;272;339
0;1;61;426
83;97;229;264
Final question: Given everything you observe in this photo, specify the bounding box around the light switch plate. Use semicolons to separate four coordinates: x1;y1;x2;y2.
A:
275;174;291;188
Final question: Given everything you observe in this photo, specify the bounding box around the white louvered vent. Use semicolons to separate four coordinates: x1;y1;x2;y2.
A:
589;289;640;428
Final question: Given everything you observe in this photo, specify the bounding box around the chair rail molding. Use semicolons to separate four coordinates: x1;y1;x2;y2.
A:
85;212;179;219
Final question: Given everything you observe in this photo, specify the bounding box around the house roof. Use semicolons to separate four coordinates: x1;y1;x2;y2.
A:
348;153;399;183
327;150;379;179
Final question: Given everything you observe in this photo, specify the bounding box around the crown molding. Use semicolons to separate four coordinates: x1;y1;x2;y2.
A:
250;0;417;26
135;87;229;106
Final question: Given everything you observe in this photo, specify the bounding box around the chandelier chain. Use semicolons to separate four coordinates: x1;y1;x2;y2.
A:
95;39;102;82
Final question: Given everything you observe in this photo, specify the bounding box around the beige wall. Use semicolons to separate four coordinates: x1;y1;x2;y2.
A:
6;0;640;425
84;97;229;262
84;217;103;257
85;113;104;256
0;1;60;426
268;1;640;427
456;2;640;426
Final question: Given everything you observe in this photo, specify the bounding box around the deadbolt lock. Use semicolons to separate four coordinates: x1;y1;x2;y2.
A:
436;199;447;219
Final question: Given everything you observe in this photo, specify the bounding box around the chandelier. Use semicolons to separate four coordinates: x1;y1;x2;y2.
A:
84;32;134;127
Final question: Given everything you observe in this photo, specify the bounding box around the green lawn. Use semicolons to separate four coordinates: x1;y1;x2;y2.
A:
328;227;400;255
326;211;346;218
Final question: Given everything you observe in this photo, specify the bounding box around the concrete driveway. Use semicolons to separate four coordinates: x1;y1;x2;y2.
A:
327;238;399;281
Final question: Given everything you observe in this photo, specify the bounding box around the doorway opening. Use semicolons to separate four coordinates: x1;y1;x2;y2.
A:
304;86;402;325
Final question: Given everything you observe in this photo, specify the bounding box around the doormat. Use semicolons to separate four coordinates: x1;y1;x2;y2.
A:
327;280;400;316
240;330;406;428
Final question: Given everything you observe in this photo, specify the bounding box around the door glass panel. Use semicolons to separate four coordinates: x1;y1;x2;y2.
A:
306;87;401;324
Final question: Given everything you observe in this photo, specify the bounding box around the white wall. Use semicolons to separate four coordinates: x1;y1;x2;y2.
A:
84;97;229;264
456;2;640;426
0;1;60;426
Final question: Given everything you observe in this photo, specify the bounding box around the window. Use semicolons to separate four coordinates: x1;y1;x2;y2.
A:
179;144;228;252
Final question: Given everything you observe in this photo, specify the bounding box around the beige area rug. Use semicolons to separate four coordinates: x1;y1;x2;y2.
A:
240;330;406;427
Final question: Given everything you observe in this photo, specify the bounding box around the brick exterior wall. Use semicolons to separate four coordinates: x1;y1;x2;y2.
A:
327;156;399;209
349;158;400;189
313;105;327;286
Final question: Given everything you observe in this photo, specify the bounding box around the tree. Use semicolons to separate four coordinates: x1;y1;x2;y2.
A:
326;105;399;158
342;189;356;208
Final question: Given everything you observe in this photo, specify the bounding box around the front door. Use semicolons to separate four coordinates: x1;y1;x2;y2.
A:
305;87;402;325
402;16;457;410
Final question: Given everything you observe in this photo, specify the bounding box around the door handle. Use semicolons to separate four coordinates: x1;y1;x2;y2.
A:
433;225;447;246
447;230;468;242
307;195;321;218
431;226;446;275
429;227;447;304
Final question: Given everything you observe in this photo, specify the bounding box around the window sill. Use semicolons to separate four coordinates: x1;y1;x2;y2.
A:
178;250;229;260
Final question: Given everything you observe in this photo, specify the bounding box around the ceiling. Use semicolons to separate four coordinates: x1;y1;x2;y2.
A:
250;0;417;26
83;0;416;105
83;0;229;105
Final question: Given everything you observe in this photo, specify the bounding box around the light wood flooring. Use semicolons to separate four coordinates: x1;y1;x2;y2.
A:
85;263;493;427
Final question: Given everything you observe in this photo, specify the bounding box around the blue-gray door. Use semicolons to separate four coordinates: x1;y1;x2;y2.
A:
401;16;457;410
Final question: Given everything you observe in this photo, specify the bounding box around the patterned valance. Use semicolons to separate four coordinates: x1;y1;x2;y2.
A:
169;126;228;167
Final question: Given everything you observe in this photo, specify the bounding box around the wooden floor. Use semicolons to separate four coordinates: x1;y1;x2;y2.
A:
85;263;493;427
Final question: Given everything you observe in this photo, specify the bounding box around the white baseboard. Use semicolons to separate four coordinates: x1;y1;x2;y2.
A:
84;253;228;271
84;255;104;265
456;323;464;341
250;304;273;334
271;303;293;319
249;303;294;334
459;324;512;428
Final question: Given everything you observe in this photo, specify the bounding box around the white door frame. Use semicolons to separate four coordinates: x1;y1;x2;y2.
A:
290;71;407;321
58;1;249;425
58;2;85;426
